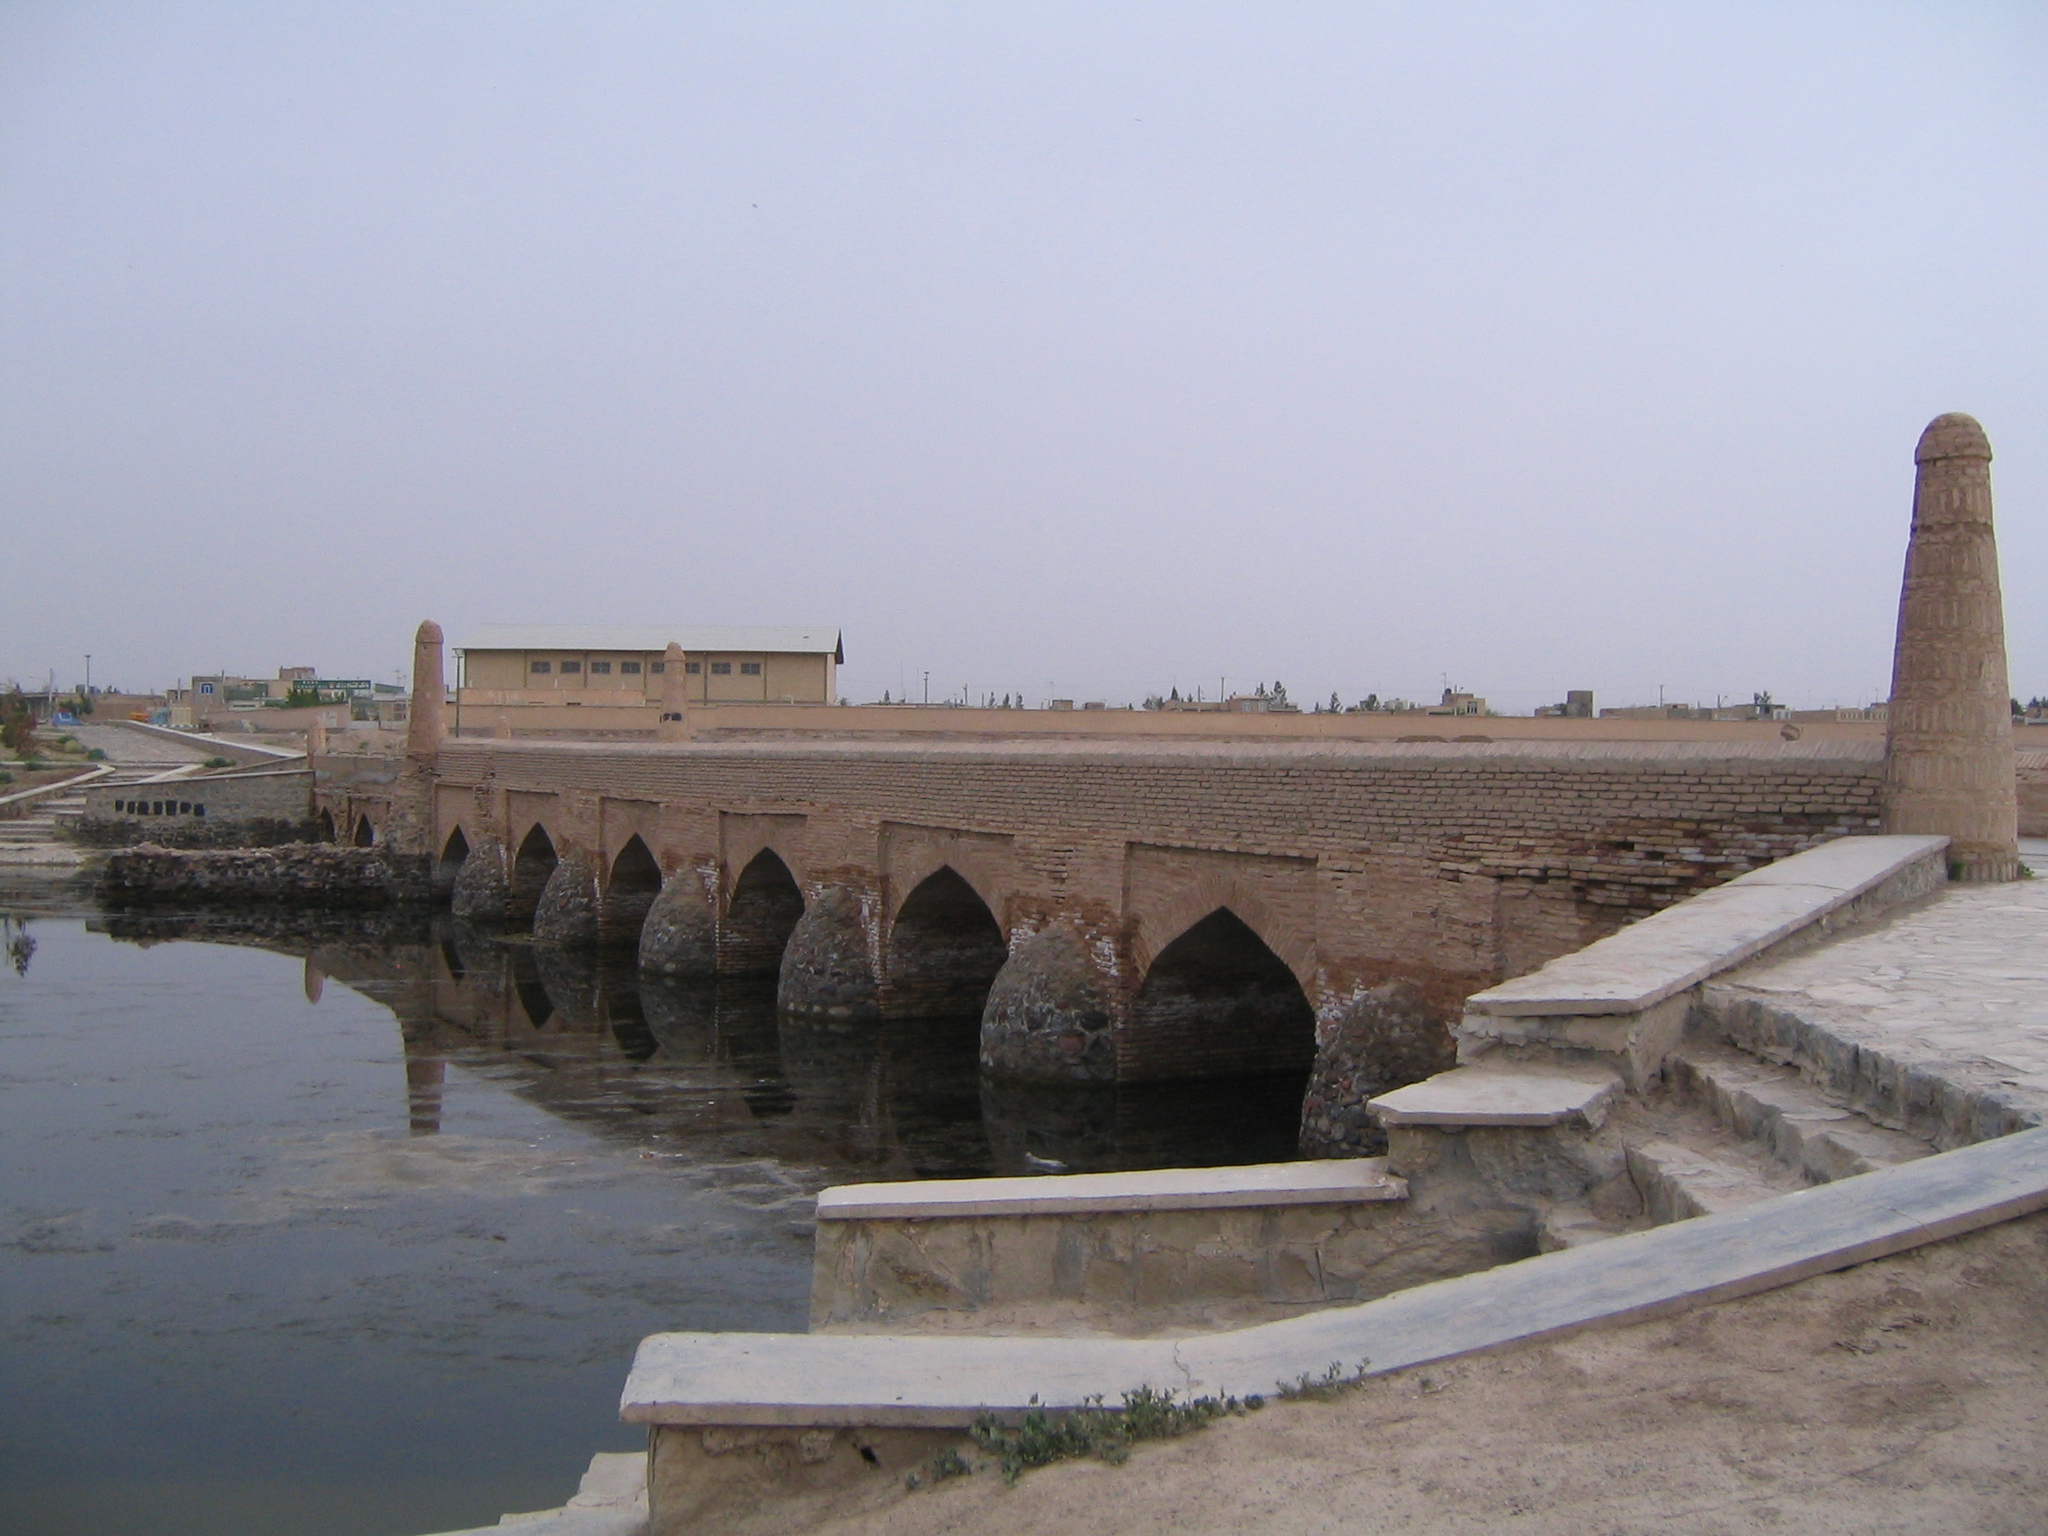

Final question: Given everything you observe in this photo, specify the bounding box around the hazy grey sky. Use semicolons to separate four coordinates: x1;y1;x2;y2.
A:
3;3;2042;711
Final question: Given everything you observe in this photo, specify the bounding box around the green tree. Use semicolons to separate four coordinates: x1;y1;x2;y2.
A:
1;691;38;758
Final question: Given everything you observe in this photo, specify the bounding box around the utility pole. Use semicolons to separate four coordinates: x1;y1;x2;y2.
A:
922;670;930;705
84;655;91;694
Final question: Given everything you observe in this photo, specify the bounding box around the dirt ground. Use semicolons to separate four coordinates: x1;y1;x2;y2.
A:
772;1210;2048;1536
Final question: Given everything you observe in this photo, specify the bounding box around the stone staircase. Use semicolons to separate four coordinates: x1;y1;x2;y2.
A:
1537;1037;1941;1249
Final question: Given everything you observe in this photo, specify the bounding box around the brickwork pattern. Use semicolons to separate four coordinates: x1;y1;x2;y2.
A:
407;740;1884;1060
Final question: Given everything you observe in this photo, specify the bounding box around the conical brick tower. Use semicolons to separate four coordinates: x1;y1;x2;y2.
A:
1881;413;2020;881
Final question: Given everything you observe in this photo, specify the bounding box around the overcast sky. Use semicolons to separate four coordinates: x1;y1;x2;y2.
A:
2;3;2042;711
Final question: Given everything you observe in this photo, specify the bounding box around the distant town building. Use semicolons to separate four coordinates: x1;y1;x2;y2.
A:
1535;689;1595;719
1426;689;1487;717
456;625;842;706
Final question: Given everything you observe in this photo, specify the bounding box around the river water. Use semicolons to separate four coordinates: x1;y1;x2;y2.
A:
0;892;1306;1536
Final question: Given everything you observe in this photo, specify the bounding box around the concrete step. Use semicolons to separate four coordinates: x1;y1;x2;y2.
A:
1672;1043;1935;1183
1625;1139;1793;1224
417;1451;646;1536
622;1128;2048;1431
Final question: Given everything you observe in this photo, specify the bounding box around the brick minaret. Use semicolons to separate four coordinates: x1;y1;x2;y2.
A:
407;620;446;758
658;643;691;741
1881;413;2020;881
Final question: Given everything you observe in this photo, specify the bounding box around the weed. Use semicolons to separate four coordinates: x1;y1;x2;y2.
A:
903;1445;974;1490
969;1384;1258;1484
205;757;231;768
86;748;107;761
1274;1360;1372;1402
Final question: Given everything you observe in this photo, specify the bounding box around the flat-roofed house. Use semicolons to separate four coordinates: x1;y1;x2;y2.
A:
457;625;843;706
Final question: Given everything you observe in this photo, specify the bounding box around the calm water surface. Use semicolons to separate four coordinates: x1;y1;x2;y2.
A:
0;900;1305;1536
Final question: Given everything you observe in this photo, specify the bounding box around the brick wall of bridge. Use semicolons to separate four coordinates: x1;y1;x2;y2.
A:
364;737;1886;1087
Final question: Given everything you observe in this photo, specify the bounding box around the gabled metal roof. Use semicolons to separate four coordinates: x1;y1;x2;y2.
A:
460;625;843;662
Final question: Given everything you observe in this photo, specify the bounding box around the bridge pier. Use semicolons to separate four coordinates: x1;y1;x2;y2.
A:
778;886;878;1023
639;876;718;977
534;854;600;946
449;832;508;923
978;924;1116;1083
1300;979;1458;1155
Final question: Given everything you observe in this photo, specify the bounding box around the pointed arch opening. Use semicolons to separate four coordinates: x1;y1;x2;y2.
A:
601;835;663;950
435;827;470;900
722;848;804;976
317;808;337;842
1125;908;1316;1085
885;866;1007;1018
352;815;376;848
508;825;559;923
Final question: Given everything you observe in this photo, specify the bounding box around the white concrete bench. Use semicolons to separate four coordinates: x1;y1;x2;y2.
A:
815;1158;1405;1221
808;1160;1411;1329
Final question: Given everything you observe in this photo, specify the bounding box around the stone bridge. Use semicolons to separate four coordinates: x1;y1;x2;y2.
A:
325;722;1886;1148
312;412;2036;1152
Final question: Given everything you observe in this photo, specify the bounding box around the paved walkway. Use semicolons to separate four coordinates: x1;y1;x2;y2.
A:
1710;839;2048;1130
62;722;214;765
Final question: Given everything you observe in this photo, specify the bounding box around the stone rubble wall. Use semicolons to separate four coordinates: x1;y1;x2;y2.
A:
98;844;431;906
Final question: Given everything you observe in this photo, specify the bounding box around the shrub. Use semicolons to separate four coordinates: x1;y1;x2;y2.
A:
205;756;231;769
0;771;13;787
966;1385;1260;1485
0;691;35;757
86;748;107;761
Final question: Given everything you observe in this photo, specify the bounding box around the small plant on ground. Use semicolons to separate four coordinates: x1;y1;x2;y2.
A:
967;1384;1261;1485
904;1445;976;1489
0;771;13;786
205;756;231;768
1274;1359;1372;1402
86;748;107;761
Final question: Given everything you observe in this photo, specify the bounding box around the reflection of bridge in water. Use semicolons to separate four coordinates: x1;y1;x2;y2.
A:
95;910;1309;1181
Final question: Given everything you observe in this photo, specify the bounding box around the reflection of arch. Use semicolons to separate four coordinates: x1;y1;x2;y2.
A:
885;865;1007;1018
601;836;663;950
1123;908;1316;1085
352;815;376;848
509;824;559;923
317;809;336;842
510;946;555;1028
435;827;470;899
722;849;805;976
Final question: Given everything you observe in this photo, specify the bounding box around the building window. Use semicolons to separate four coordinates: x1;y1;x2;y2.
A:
620;661;642;675
740;662;762;675
710;662;732;675
589;661;612;675
684;662;701;675
199;683;216;695
530;661;552;674
647;662;664;674
178;802;190;815
560;661;582;674
194;805;205;817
